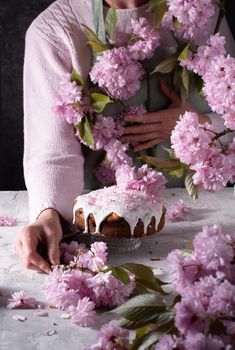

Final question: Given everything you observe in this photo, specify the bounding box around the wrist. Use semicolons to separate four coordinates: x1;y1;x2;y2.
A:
37;208;59;221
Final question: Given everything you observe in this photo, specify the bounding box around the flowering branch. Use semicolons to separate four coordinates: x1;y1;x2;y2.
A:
214;0;226;34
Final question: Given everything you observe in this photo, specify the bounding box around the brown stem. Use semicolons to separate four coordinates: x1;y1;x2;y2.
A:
214;0;226;34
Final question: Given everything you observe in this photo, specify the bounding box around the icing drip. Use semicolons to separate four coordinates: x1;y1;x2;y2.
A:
73;186;164;236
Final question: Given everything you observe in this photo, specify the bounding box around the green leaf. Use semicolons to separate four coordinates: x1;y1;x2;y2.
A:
121;263;167;295
91;0;106;44
195;74;204;96
131;330;164;350
182;67;190;94
109;266;131;285
152;1;168;28
173;16;181;29
185;169;198;202
151;53;178;74
77;116;94;147
105;6;117;40
81;24;108;53
161;146;177;159
71;68;84;86
90;92;113;113
113;293;166;320
178;44;190;61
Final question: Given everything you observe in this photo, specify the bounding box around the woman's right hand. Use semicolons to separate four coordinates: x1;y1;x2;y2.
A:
15;208;63;274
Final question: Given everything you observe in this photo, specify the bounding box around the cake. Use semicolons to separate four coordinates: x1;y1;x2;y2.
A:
73;185;166;238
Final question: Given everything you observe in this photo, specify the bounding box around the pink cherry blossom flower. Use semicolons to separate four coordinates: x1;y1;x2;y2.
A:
116;164;166;198
203;54;235;115
52;73;87;124
93;114;124;150
68;297;96;327
180;33;226;77
86;322;130;350
222;112;235;130
166;199;190;222
126;104;147;116
90;47;144;100
174;298;206;335
193;225;233;272
94;161;116;185
166;250;201;294
127;18;160;61
153;334;179;350
162;0;215;42
184;332;225;350
105;139;133;170
87;271;135;308
171;112;215;165
208;280;235;316
7;291;38;309
78;242;108;272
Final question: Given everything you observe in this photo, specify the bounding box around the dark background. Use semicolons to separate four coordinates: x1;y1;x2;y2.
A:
0;0;235;191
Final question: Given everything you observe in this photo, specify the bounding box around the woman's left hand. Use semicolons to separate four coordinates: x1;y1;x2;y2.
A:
120;80;209;152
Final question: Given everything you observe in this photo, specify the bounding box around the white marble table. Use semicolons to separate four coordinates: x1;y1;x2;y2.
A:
0;189;234;350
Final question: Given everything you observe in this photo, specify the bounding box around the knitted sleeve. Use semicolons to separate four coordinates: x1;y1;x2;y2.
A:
23;25;84;223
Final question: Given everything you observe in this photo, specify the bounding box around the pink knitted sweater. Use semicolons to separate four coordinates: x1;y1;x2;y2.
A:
23;0;235;223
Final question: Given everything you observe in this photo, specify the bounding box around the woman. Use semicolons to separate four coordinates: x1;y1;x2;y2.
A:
15;0;235;273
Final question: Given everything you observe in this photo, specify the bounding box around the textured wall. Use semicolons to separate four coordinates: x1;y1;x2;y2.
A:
0;0;234;190
0;0;54;190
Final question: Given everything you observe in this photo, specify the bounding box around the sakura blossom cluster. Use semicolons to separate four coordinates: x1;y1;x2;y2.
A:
162;0;216;42
155;225;235;349
180;33;235;130
52;74;89;125
90;18;160;100
171;112;235;191
42;241;135;327
166;199;190;222
116;164;166;199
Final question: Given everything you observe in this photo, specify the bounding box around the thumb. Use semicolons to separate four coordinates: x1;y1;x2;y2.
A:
160;79;180;104
47;233;61;266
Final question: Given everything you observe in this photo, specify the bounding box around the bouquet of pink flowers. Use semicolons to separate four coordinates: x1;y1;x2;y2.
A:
52;0;234;200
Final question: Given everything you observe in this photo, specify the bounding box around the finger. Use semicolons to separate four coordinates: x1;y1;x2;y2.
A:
160;79;181;104
124;112;164;124
133;138;163;152
122;123;161;135
121;132;160;144
21;231;51;274
16;240;44;272
47;238;61;266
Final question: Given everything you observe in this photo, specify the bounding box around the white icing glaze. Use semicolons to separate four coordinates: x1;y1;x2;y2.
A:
73;186;164;236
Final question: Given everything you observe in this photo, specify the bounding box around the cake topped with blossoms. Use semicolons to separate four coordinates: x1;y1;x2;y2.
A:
73;165;166;238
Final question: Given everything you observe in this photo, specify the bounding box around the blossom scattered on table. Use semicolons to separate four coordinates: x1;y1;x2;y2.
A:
68;297;96;327
166;199;190;222
43;329;57;336
0;216;16;227
85;322;130;350
42;241;135;327
12;314;27;322
34;310;48;317
7;291;38;309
